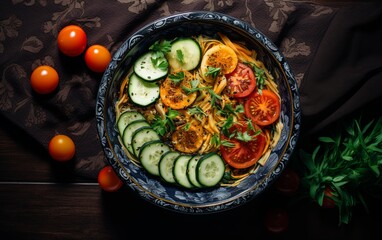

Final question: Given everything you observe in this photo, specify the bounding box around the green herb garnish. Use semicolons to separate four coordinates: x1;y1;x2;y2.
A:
299;115;382;225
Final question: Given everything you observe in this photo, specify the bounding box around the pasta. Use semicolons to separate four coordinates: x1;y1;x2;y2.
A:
115;33;283;187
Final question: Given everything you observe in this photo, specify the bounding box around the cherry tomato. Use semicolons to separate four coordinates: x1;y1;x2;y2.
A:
30;65;59;94
48;134;76;162
84;44;111;73
244;89;281;126
57;25;87;57
265;208;289;234
98;165;123;192
220;121;267;169
225;62;256;98
273;167;300;195
322;186;336;208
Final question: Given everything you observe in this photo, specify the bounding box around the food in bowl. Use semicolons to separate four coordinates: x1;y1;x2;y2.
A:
96;11;300;213
114;33;283;189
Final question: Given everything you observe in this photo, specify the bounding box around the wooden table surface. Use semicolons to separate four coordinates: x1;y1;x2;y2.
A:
1;115;382;240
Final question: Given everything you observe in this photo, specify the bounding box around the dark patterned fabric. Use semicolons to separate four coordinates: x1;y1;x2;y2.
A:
1;0;381;179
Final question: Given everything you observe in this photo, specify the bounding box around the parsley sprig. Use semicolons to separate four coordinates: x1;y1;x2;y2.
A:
151;108;179;136
299;115;382;225
149;40;171;71
245;62;266;92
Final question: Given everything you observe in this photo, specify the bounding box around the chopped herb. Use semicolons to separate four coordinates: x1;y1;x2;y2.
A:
151;108;179;136
236;131;253;142
149;40;172;53
205;66;220;79
246;62;266;92
182;122;190;131
176;49;184;64
188;106;207;117
182;79;211;94
210;134;220;147
221;139;236;148
169;71;185;85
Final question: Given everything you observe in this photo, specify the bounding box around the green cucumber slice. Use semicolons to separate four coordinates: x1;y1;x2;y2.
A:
158;151;180;184
133;51;168;81
139;140;170;176
128;73;160;107
166;38;201;71
187;155;203;188
196;153;225;187
116;110;145;135
122;119;150;155
131;126;160;158
173;155;194;189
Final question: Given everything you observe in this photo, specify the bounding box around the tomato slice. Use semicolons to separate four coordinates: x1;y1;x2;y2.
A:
220;121;266;169
225;62;256;98
244;89;281;126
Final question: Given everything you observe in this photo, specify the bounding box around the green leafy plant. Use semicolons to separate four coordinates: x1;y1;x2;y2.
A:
299;115;382;225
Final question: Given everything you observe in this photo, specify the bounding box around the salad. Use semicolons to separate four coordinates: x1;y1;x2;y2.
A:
114;33;283;189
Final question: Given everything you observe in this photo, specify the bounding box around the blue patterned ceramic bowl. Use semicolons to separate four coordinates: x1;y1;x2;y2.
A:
96;11;301;213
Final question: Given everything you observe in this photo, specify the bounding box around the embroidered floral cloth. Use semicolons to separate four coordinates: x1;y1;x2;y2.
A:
1;0;381;179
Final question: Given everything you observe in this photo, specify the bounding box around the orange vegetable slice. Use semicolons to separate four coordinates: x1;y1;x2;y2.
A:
171;122;205;153
200;44;238;81
160;70;197;109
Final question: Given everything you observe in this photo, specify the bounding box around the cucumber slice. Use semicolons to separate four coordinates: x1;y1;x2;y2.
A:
116;110;145;135
187;155;203;188
128;73;160;107
173;155;194;189
196;153;225;187
131;126;160;158
139;140;170;176
133;51;168;81
122;119;150;155
166;38;201;71
158;151;180;184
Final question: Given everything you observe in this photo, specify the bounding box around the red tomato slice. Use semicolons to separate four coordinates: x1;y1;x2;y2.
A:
225;62;256;98
244;89;281;126
220;121;266;169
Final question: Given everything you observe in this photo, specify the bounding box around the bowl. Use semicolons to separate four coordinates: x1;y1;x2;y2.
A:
96;11;301;214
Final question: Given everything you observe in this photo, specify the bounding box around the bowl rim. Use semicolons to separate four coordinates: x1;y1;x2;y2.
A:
96;11;301;214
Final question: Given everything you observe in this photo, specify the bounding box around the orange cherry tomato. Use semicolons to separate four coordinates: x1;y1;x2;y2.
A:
84;44;111;73
220;121;267;169
48;134;76;162
57;25;87;57
98;165;123;192
244;89;281;126
30;65;59;94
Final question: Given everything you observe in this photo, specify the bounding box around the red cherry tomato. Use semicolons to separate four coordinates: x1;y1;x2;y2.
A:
30;65;59;94
322;186;336;208
84;44;111;73
48;134;76;162
57;25;87;57
244;89;281;126
98;166;123;192
273;168;300;195
265;208;289;234
225;62;256;98
220;121;267;169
